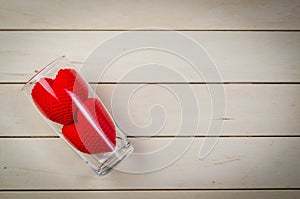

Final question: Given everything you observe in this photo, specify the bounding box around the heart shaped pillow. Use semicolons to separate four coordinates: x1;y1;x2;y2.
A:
62;98;116;154
31;69;88;125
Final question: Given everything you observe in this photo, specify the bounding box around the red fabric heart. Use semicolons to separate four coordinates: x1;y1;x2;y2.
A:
31;69;88;125
62;98;116;154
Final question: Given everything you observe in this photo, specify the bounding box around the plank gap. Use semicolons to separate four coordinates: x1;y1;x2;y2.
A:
0;29;300;32
1;135;300;139
1;82;300;85
1;188;300;192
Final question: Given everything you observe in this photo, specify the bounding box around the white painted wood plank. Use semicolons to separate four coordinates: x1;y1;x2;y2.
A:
0;0;299;30
1;190;300;199
1;84;299;136
0;31;299;82
0;137;299;189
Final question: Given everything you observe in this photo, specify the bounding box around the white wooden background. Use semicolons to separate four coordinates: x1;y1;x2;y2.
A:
0;0;300;198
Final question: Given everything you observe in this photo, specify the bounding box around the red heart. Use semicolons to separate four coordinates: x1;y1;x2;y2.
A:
62;98;116;154
31;69;88;125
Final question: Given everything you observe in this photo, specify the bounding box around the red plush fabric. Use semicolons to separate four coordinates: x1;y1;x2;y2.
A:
32;69;116;154
31;69;88;125
62;98;116;154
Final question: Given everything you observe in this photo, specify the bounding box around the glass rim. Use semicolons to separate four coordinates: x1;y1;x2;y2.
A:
22;55;68;92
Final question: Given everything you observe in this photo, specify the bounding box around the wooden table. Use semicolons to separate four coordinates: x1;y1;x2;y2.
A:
0;0;299;198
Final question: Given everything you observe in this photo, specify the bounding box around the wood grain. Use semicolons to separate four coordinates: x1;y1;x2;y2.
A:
1;84;298;136
0;137;299;189
1;0;299;196
0;0;299;30
0;31;299;82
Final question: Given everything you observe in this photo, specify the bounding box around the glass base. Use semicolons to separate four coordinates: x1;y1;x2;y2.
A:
91;143;133;175
75;138;134;176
